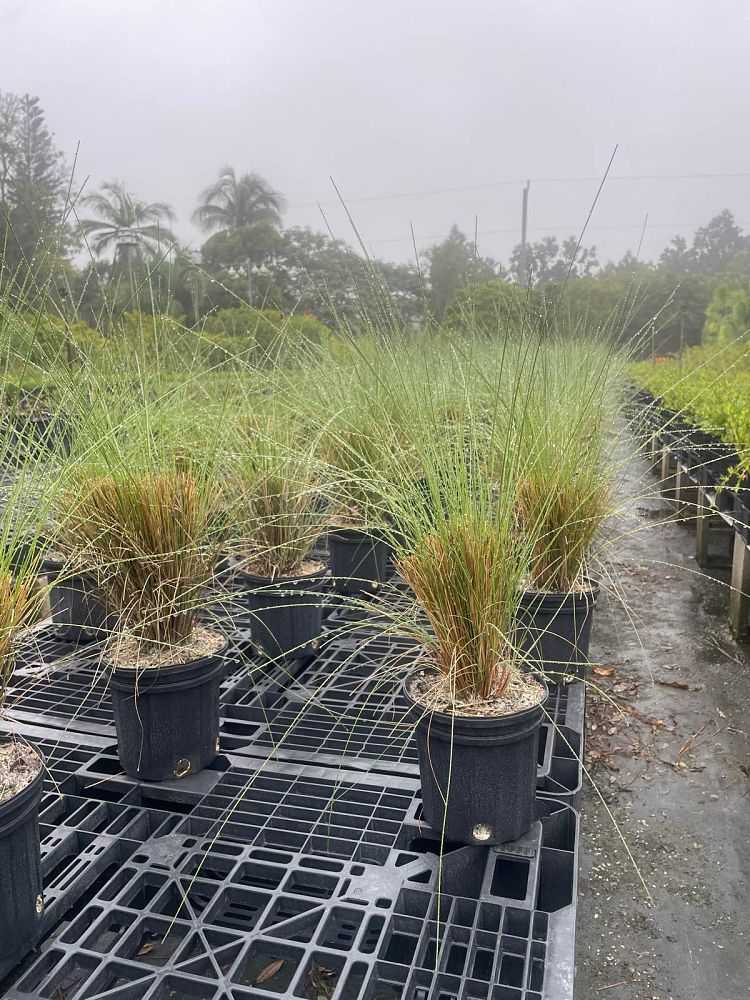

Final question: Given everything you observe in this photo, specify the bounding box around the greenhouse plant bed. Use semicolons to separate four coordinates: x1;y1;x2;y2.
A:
3;740;578;1000
636;397;742;505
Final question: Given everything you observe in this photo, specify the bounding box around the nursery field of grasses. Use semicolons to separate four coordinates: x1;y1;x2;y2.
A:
0;290;749;1000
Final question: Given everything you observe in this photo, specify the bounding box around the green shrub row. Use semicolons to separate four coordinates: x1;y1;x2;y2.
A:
631;342;750;477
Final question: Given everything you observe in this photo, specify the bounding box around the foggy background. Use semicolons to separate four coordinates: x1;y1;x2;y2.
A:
2;0;748;267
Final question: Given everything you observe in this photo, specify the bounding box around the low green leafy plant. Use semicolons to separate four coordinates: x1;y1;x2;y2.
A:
631;341;750;480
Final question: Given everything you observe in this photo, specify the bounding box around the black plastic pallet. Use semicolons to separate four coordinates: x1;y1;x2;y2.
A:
4;733;577;1000
9;625;584;808
324;577;423;630
6;623;295;737
220;637;584;807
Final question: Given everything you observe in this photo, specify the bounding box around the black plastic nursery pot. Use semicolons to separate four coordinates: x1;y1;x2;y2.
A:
328;527;389;595
698;453;740;514
402;668;548;846
109;639;227;782
6;538;43;577
44;560;110;643
516;581;600;680
0;741;44;980
240;565;327;660
656;407;693;449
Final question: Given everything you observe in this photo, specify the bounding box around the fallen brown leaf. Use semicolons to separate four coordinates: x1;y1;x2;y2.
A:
621;704;668;728
256;960;284;985
137;942;156;957
594;667;615;677
655;679;703;692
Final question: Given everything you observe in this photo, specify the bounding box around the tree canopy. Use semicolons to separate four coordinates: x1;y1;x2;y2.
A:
193;167;285;233
2;89;750;352
0;91;70;293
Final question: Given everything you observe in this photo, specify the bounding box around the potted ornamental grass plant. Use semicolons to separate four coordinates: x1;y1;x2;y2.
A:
322;411;395;596
511;338;623;679
381;427;549;846
229;415;329;660
0;561;47;977
52;389;231;781
331;335;553;846
315;362;424;598
56;464;228;781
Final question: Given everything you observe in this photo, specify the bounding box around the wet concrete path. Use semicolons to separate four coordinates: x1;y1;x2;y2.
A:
576;438;750;999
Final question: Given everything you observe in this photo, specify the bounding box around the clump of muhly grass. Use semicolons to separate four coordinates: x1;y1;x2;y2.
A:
397;512;526;702
0;440;62;711
56;470;225;648
0;568;44;709
517;463;612;592
509;338;622;593
320;416;401;529
230;417;327;578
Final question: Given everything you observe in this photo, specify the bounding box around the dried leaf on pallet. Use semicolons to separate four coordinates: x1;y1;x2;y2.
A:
137;942;156;957
307;964;336;1000
255;960;284;985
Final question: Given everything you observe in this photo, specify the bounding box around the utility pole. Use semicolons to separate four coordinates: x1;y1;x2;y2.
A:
679;316;685;367
520;180;530;287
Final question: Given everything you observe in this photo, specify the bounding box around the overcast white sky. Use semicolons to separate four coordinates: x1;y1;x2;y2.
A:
2;0;749;267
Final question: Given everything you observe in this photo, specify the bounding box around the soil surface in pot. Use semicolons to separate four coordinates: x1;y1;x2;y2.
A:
43;548;67;566
407;666;545;717
0;742;41;804
242;558;325;579
328;513;368;529
523;574;595;596
107;625;224;669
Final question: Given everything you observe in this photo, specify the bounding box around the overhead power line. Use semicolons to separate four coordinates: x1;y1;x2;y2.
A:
366;219;750;246
289;172;750;211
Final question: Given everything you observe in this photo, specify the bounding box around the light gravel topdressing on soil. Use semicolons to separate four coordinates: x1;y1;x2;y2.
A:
576;437;750;1000
0;741;41;803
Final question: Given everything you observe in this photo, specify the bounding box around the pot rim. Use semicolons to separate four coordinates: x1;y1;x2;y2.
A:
0;739;44;816
232;557;328;584
520;575;600;602
402;663;548;727
328;525;387;544
107;630;229;674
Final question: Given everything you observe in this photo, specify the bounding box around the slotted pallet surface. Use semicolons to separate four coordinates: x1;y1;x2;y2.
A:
4;552;582;1000
6;733;576;1000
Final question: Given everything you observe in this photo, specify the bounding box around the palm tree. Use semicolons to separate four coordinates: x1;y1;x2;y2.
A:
192;167;285;233
79;180;177;309
80;180;177;259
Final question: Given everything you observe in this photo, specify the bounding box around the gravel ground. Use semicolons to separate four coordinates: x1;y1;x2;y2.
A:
576;440;750;999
